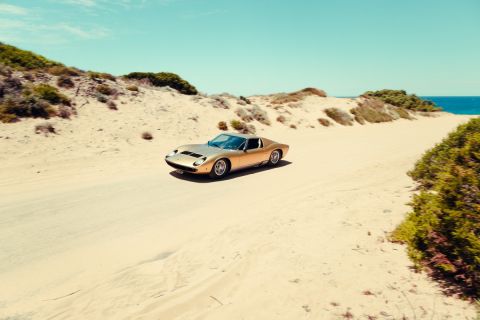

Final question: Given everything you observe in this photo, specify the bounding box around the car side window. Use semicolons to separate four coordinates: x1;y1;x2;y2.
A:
246;139;260;150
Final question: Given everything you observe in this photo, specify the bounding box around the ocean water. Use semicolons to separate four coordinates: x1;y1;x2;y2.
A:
422;96;480;115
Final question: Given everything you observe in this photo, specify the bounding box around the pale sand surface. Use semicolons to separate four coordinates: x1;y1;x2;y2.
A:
0;89;477;319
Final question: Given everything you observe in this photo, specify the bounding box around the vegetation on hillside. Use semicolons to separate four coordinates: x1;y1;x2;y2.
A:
0;67;72;122
0;42;63;70
392;118;480;297
124;72;198;95
271;87;327;105
363;89;441;112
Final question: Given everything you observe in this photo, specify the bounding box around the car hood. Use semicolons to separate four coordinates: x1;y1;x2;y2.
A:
179;144;230;158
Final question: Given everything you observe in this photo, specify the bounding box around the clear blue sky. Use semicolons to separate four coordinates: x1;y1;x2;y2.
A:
1;0;479;96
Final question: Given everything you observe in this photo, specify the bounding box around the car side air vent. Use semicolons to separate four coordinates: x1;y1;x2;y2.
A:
181;151;192;155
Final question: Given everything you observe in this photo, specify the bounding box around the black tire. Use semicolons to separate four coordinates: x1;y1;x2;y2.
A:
209;158;230;179
268;149;282;166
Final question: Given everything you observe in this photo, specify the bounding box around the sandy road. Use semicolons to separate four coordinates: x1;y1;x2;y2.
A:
0;115;477;319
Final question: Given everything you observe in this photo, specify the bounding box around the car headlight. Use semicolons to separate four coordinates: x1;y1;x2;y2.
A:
193;157;206;166
166;150;178;158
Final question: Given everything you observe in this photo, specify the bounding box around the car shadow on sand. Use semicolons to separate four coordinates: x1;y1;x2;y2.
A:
168;160;292;183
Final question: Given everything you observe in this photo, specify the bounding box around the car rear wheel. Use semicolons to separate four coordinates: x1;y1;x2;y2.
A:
268;149;281;166
209;159;229;179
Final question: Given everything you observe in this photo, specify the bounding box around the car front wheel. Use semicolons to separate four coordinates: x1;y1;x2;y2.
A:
209;159;229;179
268;149;281;166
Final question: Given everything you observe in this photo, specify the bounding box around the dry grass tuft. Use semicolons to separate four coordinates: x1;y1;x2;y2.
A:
217;121;228;131
350;98;395;123
235;107;253;122
126;85;139;92
96;84;115;96
35;122;56;135
324;108;354;126
107;100;117;110
57;75;75;89
317;118;332;127
276;115;286;123
57;105;75;119
289;124;297;129
250;105;271;125
141;131;153;140
271;87;327;104
230;120;255;134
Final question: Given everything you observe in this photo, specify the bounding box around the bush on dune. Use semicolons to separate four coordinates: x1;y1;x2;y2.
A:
0;82;72;122
363;89;441;112
124;72;198;95
350;98;395;123
392;118;480;297
324;108;354;126
271;87;327;105
0;42;63;70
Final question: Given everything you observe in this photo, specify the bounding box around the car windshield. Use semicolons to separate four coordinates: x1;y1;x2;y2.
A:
208;134;246;150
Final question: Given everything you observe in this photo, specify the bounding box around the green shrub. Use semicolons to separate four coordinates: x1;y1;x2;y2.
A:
124;72;198;95
230;119;255;134
324;108;354;126
0;42;63;70
363;89;441;112
88;71;116;81
32;84;70;105
393;118;480;297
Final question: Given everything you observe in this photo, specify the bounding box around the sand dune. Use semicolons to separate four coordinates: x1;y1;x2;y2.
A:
0;84;477;319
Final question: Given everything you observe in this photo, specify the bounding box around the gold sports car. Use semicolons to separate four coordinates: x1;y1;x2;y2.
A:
165;133;289;179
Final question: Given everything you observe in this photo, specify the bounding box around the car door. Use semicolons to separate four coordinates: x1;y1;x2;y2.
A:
240;138;267;167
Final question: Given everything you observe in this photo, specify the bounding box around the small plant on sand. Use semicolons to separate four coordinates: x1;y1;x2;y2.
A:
57;105;75;119
239;96;251;104
250;105;271;125
230;119;245;131
107;100;117;110
126;85;139;92
141;131;153;140
34;122;56;135
217;121;228;131
32;84;71;105
350;98;394;124
88;71;116;81
96;84;115;96
95;93;108;103
230;120;255;134
57;75;75;89
324;108;353;126
235;107;253;122
317;118;332;127
290;124;297;129
276;115;286;124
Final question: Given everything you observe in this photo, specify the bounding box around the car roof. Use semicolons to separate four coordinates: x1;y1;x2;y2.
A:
221;132;260;139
